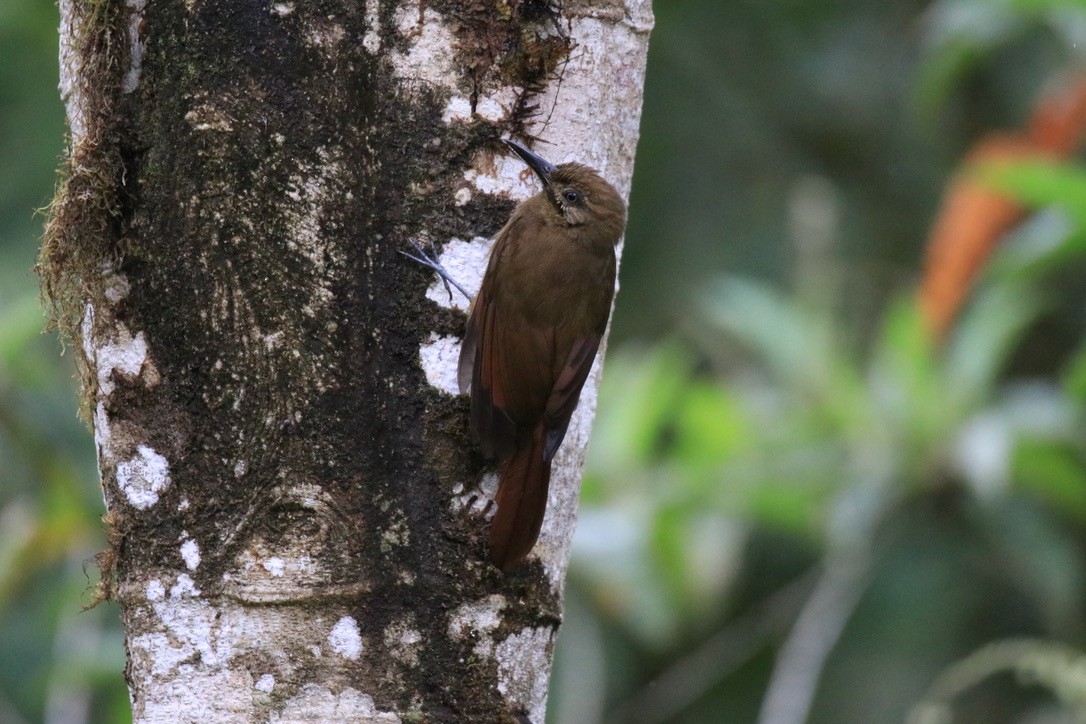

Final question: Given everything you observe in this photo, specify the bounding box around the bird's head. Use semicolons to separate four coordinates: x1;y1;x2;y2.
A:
505;140;627;243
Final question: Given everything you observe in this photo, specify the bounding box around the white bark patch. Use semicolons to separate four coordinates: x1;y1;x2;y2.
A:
261;557;286;577
419;334;462;395
146;579;166;602
328;616;363;660
448;594;506;658
495;626;556;723
387;3;458;89
180;538;201;571
416;236;492;393
127;595;395;718
463;155;541;199
272;685;400;722
116;445;172;509
171;574;201;599
451;473;499;519
122;0;147;93
82;287;162;473
441;96;472;124
91;317;149;396
57;0;87;143
442;88;518;124
130;575;244;694
362;0;381;53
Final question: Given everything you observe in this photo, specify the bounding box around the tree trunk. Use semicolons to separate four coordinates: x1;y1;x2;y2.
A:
43;0;652;720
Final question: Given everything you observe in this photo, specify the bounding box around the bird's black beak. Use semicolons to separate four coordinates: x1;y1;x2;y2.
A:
504;139;556;187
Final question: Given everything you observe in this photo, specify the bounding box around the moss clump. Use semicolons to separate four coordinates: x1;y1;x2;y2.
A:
38;0;131;421
83;510;126;608
430;0;572;139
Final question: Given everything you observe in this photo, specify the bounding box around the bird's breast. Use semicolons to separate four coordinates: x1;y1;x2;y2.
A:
507;240;614;328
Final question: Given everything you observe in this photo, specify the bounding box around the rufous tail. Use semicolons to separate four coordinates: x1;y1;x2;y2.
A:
488;424;551;572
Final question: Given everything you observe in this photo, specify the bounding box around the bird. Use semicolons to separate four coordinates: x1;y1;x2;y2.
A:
404;140;627;571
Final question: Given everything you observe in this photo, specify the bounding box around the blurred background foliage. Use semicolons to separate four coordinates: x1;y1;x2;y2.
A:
3;0;1086;723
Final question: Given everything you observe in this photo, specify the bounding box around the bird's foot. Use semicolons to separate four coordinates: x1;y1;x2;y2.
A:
399;239;472;303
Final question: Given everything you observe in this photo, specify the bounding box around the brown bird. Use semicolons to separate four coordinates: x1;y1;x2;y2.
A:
405;140;626;571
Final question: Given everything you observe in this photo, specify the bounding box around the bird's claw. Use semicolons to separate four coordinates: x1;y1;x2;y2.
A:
399;239;472;303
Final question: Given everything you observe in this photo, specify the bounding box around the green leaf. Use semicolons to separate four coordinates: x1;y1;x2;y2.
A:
0;295;46;369
701;276;866;425
672;382;751;467
946;279;1043;405
1012;441;1086;520
1008;0;1086;11
978;159;1086;227
589;345;692;478
1063;343;1086;403
988;212;1086;283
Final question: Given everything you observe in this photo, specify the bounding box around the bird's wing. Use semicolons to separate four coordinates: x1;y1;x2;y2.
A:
462;282;515;460
542;332;601;462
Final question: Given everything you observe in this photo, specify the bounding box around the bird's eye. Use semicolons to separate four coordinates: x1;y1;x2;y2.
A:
563;189;582;204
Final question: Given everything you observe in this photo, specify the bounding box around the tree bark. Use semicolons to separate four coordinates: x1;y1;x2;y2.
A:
44;0;652;721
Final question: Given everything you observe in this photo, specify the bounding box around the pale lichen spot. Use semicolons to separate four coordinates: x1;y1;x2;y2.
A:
262;557;286;577
271;2;293;15
103;272;131;303
380;512;410;553
146;579;166;602
116;444;171;509
180;538;201;571
255;674;275;693
454;187;472;206
495;626;555;723
305;21;346;50
473;88;519;122
362;0;381;53
262;331;284;351
419;333;461;395
93;323;149;396
449;594;506;658
274;685;400;722
464;154;542;200
328;616;363;661
451;473;499;518
388;3;458;90
122;0;147;94
170;574;201;599
441;96;472;124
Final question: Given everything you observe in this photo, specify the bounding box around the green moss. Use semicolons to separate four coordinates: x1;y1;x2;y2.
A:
429;0;572;139
38;0;131;420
